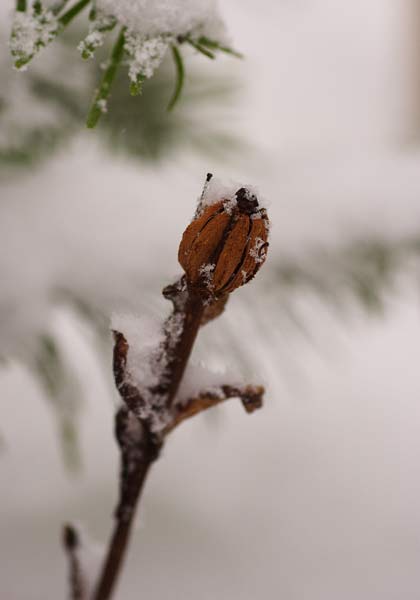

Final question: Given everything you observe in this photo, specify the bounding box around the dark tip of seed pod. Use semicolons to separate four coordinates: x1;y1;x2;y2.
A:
236;187;259;214
206;172;213;182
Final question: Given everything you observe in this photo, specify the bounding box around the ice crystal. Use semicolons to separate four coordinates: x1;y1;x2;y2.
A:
199;263;215;289
249;236;268;264
96;99;108;113
164;311;184;351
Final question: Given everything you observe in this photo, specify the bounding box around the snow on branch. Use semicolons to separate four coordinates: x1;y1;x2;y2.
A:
9;0;241;127
165;383;264;434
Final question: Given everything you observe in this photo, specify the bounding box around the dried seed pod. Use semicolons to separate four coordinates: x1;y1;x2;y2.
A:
178;187;269;296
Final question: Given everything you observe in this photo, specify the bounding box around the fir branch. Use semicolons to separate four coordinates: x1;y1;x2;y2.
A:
86;27;126;128
9;4;241;123
167;45;185;111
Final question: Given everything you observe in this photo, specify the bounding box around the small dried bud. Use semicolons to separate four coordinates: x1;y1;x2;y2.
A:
178;187;269;296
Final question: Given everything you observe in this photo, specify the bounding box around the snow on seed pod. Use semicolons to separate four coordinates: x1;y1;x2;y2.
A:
178;187;269;296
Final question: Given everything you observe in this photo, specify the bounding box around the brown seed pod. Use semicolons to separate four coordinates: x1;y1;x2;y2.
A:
178;187;269;296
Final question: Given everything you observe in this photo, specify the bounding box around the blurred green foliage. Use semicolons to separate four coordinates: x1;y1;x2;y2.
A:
33;334;82;472
101;61;241;162
0;30;241;170
270;235;420;315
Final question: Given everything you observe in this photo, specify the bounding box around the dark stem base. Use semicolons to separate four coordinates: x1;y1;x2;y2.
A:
92;409;162;600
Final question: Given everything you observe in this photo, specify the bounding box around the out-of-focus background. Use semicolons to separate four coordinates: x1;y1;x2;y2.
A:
2;1;420;598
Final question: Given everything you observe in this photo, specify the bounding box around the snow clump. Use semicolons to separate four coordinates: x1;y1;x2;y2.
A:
97;0;227;41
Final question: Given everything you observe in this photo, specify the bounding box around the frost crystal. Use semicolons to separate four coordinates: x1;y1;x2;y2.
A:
249;236;268;264
164;311;184;351
78;13;116;60
199;263;215;289
96;99;108;113
124;32;170;86
10;10;58;70
222;195;238;215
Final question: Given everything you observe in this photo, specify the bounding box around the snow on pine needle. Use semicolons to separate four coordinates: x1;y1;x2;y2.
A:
96;0;226;39
10;4;59;71
9;0;241;128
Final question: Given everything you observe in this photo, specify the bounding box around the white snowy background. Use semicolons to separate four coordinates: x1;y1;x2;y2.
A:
2;0;420;599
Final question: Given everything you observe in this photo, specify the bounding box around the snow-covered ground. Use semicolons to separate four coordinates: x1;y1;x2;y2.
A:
2;1;420;599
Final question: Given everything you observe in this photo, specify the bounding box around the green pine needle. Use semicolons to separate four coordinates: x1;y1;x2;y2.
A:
59;418;82;473
86;27;126;128
51;0;71;16
88;4;96;20
33;1;42;16
167;45;185;111
197;36;243;59
58;0;90;27
185;38;215;59
129;74;146;96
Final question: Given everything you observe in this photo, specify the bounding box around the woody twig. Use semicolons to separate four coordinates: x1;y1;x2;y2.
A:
63;524;88;600
64;176;270;600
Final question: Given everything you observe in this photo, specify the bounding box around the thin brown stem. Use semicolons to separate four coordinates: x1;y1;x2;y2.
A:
91;286;205;600
164;290;205;406
92;408;161;600
67;283;262;600
92;464;151;600
164;384;264;435
63;524;87;600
